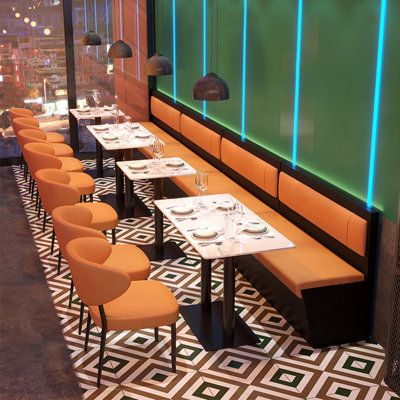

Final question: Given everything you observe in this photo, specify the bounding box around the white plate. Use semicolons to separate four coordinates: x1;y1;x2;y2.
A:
136;133;150;139
216;201;235;211
102;135;118;141
93;126;109;131
128;162;147;170
171;206;194;216
166;160;184;168
103;106;113;111
193;229;218;239
243;223;268;234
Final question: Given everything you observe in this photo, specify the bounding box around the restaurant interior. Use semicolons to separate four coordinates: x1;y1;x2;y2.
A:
0;1;399;399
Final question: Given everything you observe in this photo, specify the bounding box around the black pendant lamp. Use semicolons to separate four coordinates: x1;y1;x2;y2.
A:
81;30;101;46
193;72;229;101
108;0;132;58
145;53;172;76
145;0;172;76
193;0;229;101
80;0;101;46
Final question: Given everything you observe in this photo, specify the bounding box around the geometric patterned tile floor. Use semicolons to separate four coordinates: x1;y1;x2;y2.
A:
12;162;399;400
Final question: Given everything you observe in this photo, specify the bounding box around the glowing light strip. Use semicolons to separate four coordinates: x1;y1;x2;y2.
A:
94;0;98;58
172;0;177;102
84;0;88;53
136;0;140;81
241;0;247;141
105;0;109;44
202;0;207;118
292;0;303;168
367;0;387;208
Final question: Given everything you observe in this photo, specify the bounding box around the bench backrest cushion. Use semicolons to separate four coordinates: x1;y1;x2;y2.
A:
151;96;181;133
180;114;222;166
278;172;367;257
221;138;279;200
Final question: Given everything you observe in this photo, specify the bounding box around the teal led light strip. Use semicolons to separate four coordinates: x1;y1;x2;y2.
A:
292;0;303;168
202;0;207;118
367;0;387;208
94;0;98;58
241;0;247;141
172;0;177;102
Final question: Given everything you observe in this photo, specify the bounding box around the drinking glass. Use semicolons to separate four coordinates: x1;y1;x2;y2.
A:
124;115;132;131
111;104;119;130
152;137;164;167
92;90;101;110
195;171;208;207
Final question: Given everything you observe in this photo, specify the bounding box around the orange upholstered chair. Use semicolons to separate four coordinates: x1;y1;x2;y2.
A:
12;116;65;143
24;142;94;212
66;237;178;386
35;169;118;236
9;107;34;120
18;129;73;157
52;205;150;334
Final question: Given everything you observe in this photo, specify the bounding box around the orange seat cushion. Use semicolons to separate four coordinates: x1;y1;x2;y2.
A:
140;122;180;144
89;280;179;331
76;202;118;231
151;96;181;132
52;143;73;157
221;138;278;198
255;212;364;298
68;172;95;195
103;244;150;281
181;114;221;159
45;132;65;143
279;173;367;256
59;157;84;173
172;171;274;214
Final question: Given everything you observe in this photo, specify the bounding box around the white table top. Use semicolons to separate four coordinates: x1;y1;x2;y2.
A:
69;107;125;120
87;123;162;151
155;193;295;260
117;157;197;181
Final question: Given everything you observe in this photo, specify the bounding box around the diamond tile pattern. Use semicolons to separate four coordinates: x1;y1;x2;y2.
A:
12;161;396;400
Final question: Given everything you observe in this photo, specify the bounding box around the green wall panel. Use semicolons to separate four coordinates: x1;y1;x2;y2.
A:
154;0;399;221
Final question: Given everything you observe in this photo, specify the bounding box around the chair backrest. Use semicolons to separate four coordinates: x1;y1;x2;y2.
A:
9;108;34;121
35;169;80;213
23;142;61;179
12;116;40;134
66;237;130;306
52;206;105;260
18;129;48;151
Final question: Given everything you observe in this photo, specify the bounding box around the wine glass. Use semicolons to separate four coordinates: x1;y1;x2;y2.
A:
92;90;101;110
111;103;119;130
195;171;208;207
152;137;164;167
124;115;133;131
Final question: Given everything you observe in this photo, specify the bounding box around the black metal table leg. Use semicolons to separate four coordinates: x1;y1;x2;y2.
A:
139;178;186;261
223;257;235;345
125;176;134;218
96;140;104;177
201;258;212;311
115;149;124;199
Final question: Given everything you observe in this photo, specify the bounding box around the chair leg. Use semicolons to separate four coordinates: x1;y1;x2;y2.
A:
111;229;116;245
24;165;28;181
42;211;47;232
28;175;32;193
37;200;42;219
51;228;55;255
89;193;93;202
57;250;62;274
171;323;176;373
83;194;87;202
35;190;39;210
30;180;35;200
78;302;85;335
97;305;107;387
102;231;107;237
154;327;159;342
84;312;92;352
68;279;74;308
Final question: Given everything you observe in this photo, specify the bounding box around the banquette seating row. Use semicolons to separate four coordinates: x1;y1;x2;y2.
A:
138;93;379;347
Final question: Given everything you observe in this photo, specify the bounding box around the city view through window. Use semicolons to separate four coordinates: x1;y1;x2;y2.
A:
0;0;114;158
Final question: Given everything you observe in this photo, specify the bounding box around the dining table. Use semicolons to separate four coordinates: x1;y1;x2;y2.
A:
154;193;295;351
117;157;197;261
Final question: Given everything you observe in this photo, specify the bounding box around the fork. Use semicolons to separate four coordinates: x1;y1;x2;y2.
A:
176;217;198;222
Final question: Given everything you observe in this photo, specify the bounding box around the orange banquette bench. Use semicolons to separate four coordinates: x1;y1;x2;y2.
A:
138;92;379;347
